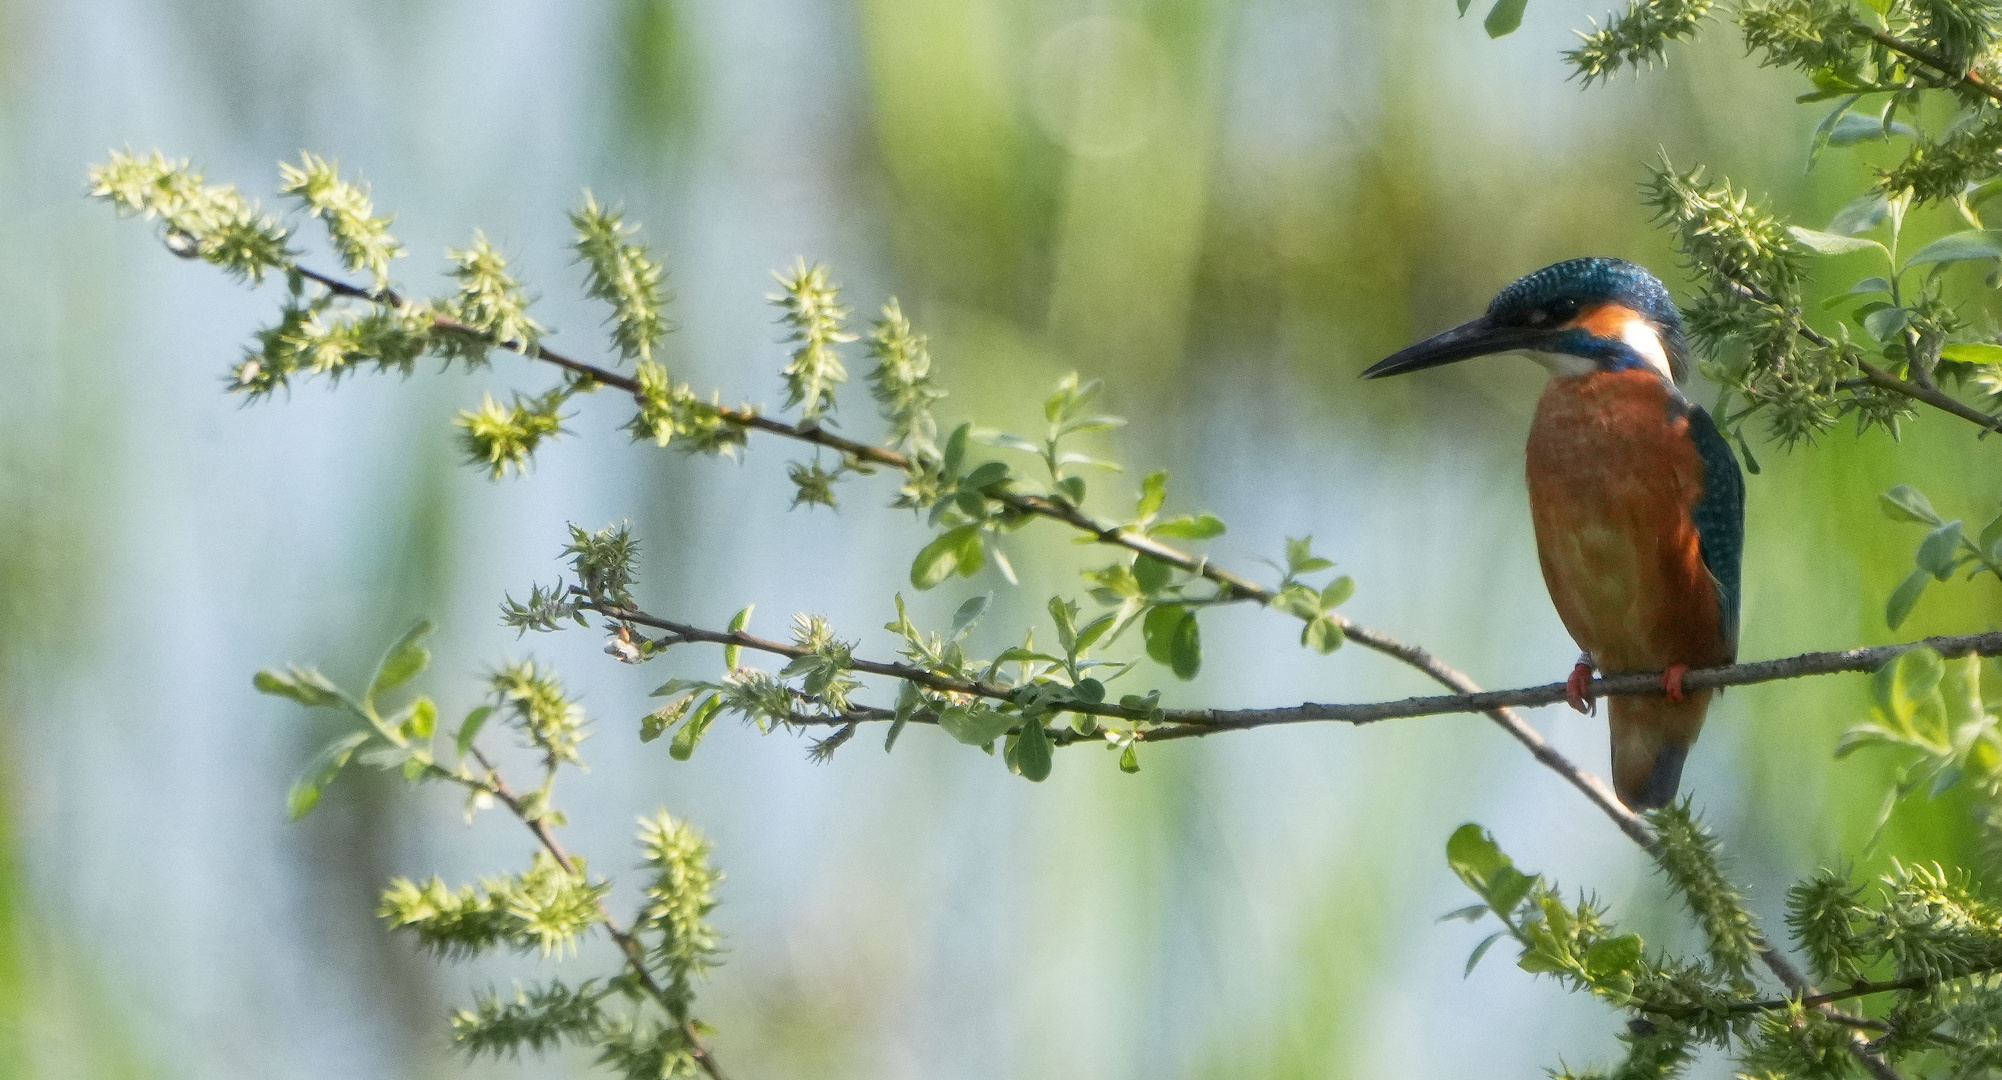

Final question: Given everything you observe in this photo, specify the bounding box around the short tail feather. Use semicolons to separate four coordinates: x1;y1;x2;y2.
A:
1608;690;1712;811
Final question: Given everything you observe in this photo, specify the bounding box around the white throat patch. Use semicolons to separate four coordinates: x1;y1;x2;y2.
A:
1618;319;1675;381
1524;316;1675;382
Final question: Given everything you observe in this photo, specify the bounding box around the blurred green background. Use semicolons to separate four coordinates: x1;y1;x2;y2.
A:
2;1;1999;1077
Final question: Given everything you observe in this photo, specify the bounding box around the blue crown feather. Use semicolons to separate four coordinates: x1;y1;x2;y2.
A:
1489;257;1690;382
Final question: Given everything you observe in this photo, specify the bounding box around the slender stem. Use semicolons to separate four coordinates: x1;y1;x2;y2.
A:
1858;24;2002;104
595;597;2002;733
1728;279;2002;438
1730;976;1931;1015
466;747;729;1080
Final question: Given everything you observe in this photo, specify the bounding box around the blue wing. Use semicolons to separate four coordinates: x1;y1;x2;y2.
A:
1686;405;1745;655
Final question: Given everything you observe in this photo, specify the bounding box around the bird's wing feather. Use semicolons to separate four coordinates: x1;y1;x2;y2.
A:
1685;405;1745;655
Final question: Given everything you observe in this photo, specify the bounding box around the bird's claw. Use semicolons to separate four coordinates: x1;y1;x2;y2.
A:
1566;661;1596;716
1662;664;1689;704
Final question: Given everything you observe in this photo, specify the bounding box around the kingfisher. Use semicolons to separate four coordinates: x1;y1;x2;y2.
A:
1361;257;1744;811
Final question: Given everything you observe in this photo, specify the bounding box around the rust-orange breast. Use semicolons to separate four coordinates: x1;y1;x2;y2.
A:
1524;370;1730;674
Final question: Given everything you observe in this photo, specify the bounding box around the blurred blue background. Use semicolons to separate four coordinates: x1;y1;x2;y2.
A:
3;1;1999;1077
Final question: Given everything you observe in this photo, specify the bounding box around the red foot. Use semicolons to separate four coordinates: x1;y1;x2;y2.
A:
1662;664;1689;704
1566;662;1596;716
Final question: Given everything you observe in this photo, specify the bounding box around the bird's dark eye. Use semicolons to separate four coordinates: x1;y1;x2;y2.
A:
1547;298;1580;322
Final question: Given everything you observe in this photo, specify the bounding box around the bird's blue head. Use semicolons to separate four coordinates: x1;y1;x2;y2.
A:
1362;257;1690;384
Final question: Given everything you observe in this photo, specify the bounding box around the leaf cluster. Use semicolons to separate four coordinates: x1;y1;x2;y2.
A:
1878;483;2002;628
1450;812;2002;1077
257;618;727;1078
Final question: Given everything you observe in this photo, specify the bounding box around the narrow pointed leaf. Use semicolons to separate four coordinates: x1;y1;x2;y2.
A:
1015;719;1051;782
1465;931;1508;977
1904;230;2002;269
288;729;374;820
1788;226;1887;257
368;620;434;706
1483;0;1527;37
1881;485;1941;525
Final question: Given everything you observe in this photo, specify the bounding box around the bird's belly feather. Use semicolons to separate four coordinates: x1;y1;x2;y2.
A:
1525;371;1729;674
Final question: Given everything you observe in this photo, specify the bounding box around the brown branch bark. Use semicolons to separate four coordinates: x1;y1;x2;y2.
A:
1858;24;2002;104
1727;279;2002;438
592;598;2002;733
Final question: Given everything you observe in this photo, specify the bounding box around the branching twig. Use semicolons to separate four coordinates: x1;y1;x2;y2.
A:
591;597;2002;734
463;746;728;1080
1859;24;2002;104
1728;278;2002;438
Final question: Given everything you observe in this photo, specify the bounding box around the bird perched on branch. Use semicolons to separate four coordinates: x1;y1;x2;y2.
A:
1362;258;1744;811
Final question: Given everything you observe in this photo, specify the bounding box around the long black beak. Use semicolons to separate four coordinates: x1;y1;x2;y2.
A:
1360;315;1554;379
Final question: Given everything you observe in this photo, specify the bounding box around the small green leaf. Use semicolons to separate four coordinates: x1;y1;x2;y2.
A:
1789;226;1888;257
1168;611;1201;680
1119;743;1140;773
1918;520;1966;580
288;729;374;820
1320;575;1356;609
1142;604;1182;666
1483;0;1527;37
405;696;437;741
1457;0;1472;13
955;528;987;579
1133;555;1173;594
1151;513;1225;540
1943;342;2002;365
368;620;434;706
1980;511;2002;558
1881;484;1942;525
962;461;1009;491
950;594;991;639
1876;648;1945;727
1015;718;1052;782
1048;596;1078;652
1465;931;1508;977
1073;677;1106;703
1302;616;1344;655
1584;934;1645;979
912;524;980;589
254;667;349;710
1823;110;1916;147
1072;615;1116;656
1904;229;2002;269
641;695;695;743
975;430;1040;455
725;604;755;670
1056;476;1086;505
886;683;919;751
1485;867;1534;916
1446;823;1511;890
938;705;1016;746
456;705;492;758
1144;604;1201;679
669;696;723;761
1136;470;1168;520
1807;97;1862;171
942;422;971;475
1863;304;1909;342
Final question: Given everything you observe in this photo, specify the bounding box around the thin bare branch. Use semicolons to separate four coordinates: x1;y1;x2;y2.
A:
592;598;2002;733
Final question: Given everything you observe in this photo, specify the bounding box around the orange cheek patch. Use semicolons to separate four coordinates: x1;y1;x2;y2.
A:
1570;302;1644;338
